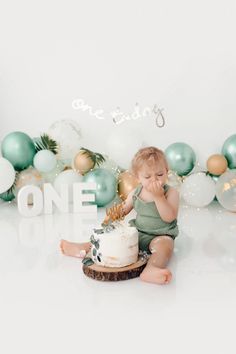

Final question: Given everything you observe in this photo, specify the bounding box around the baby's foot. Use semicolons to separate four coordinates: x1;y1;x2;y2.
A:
60;240;87;258
140;264;172;285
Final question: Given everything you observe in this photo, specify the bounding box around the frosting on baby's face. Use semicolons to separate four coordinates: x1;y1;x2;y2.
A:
136;161;168;190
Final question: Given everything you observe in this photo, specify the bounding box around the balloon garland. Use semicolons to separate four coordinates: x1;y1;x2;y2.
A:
1;124;236;212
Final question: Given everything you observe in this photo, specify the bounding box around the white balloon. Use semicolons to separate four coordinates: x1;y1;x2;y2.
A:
215;170;236;212
33;150;57;173
41;160;65;183
180;172;216;207
48;120;82;165
0;157;16;193
99;154;121;177
106;130;144;169
53;169;83;203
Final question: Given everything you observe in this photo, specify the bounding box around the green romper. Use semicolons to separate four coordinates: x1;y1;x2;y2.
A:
128;183;179;254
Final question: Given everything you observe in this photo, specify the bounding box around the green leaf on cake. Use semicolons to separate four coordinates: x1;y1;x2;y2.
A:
90;235;96;244
82;257;94;266
90;235;100;248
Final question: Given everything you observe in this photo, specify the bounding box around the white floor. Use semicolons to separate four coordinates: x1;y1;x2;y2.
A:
1;199;236;354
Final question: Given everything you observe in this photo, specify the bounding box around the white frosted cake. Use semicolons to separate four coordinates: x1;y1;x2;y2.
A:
90;221;139;268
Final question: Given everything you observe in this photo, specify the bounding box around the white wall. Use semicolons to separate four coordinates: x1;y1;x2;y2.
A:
1;0;236;168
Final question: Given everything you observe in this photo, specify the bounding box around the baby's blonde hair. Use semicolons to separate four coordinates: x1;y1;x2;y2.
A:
131;146;169;176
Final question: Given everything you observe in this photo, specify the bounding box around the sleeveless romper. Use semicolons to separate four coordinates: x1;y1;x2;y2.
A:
128;183;179;254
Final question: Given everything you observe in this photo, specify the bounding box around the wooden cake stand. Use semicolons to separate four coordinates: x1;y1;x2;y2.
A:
82;256;148;282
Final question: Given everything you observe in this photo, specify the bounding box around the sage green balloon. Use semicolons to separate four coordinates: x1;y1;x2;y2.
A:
222;134;236;169
165;142;196;176
1;132;36;171
82;168;117;207
0;190;15;202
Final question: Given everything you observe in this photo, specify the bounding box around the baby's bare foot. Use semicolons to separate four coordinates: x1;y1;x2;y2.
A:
140;264;172;285
60;240;87;258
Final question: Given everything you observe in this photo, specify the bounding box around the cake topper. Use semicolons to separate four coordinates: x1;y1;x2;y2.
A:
102;202;126;225
92;202;126;235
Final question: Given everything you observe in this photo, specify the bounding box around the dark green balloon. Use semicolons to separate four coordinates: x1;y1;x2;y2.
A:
1;132;36;171
222;134;236;169
0;190;15;202
165;142;196;176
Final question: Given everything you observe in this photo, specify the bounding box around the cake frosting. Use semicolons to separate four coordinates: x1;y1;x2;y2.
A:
90;221;139;268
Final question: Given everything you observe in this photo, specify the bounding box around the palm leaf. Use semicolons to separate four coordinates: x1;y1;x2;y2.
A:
80;147;106;167
34;134;58;154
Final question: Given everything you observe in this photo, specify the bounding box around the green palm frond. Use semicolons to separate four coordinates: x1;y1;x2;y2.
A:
80;147;106;167
34;134;58;154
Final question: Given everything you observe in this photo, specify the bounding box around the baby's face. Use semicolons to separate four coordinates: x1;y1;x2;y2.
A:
137;162;168;190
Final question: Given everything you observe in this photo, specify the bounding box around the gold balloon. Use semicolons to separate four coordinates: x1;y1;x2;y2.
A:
118;171;139;200
207;154;228;176
73;151;95;175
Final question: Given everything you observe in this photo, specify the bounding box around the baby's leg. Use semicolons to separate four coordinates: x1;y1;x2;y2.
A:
60;240;91;258
140;235;174;285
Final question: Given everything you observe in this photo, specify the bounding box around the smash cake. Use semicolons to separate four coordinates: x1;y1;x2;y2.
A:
89;221;139;268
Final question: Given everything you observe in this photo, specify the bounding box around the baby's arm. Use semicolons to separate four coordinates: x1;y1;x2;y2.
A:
154;187;179;223
103;188;135;224
121;188;135;215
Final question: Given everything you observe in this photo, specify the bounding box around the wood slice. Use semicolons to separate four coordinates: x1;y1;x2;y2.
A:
82;256;148;282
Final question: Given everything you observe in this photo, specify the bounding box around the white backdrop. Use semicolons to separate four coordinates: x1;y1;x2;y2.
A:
1;0;236;168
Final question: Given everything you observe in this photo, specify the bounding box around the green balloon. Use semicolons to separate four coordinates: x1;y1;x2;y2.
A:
1;132;36;171
0;190;15;202
82;168;117;207
165;142;196;176
222;134;236;169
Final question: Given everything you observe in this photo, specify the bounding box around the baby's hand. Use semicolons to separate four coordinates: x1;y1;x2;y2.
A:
146;181;165;200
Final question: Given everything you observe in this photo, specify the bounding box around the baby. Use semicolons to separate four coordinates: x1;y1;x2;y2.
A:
60;146;179;285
